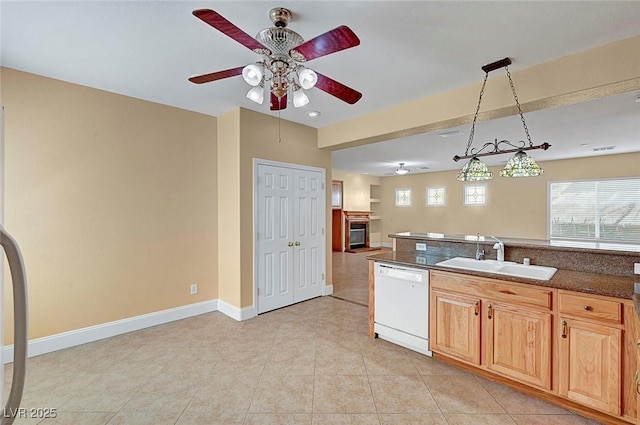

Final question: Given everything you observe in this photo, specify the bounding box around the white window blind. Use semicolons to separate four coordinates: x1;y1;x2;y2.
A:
549;178;640;244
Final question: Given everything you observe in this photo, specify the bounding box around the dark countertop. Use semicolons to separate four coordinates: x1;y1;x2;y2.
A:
390;232;640;256
367;250;638;300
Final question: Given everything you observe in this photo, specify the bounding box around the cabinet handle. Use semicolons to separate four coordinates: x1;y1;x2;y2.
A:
561;320;567;339
288;242;294;247
584;305;593;311
487;303;492;320
295;241;301;246
474;301;479;316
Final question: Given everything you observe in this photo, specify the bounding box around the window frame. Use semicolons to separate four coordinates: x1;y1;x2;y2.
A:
426;186;447;207
547;177;640;246
463;183;487;207
395;187;413;207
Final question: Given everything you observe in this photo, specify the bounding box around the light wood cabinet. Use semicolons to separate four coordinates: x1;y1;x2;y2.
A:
430;270;553;390
430;290;480;364
558;291;622;415
485;302;552;389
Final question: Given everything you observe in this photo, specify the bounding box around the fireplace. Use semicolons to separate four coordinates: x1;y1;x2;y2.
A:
344;211;371;252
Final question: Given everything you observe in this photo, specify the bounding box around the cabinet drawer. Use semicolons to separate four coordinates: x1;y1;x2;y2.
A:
430;270;552;310
558;291;621;324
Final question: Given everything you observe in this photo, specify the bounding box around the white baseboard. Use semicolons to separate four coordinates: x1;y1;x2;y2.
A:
370;242;381;247
3;299;218;364
323;284;334;296
217;299;257;321
381;242;393;248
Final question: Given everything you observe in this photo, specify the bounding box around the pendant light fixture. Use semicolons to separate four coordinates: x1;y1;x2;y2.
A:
395;163;410;175
454;58;551;181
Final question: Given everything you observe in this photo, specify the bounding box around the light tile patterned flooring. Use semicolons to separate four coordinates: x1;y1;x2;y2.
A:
1;251;603;424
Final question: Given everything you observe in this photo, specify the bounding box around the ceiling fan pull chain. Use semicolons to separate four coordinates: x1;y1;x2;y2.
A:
278;108;282;143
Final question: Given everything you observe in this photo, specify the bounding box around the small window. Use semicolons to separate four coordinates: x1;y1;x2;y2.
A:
395;188;412;207
426;186;446;207
464;184;487;206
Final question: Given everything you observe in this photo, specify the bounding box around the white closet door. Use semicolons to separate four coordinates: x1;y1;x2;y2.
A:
256;164;294;313
256;161;325;314
292;169;324;303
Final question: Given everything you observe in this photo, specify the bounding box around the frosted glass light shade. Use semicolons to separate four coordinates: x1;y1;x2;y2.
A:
242;64;263;86
246;86;264;104
298;68;318;89
500;151;544;177
293;89;309;107
456;157;493;181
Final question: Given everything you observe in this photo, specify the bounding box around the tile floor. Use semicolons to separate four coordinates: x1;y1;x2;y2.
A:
331;248;383;306
3;295;603;425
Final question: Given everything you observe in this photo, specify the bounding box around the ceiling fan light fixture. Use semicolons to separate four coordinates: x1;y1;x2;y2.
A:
246;86;264;104
298;67;318;89
242;63;263;86
293;87;309;108
395;163;410;175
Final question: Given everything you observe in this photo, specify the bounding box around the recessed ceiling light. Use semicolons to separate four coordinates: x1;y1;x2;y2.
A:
438;130;464;138
593;146;615;152
306;111;321;117
580;143;590;147
419;166;430;170
635;95;640;103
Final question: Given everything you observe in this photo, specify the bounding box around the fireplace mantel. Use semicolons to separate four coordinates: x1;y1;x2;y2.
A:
344;211;372;252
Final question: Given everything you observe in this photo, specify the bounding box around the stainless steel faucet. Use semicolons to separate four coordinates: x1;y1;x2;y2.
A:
475;233;484;260
490;236;505;261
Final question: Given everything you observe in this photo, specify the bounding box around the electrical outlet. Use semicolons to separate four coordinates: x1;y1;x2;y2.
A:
635;263;640;275
190;284;198;295
416;243;427;251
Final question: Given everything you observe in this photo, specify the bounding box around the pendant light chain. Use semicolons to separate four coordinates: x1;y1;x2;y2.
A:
464;72;489;156
505;65;533;146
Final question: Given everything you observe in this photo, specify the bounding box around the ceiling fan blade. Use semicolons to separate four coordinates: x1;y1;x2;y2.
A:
315;72;362;104
270;93;288;111
193;9;271;55
188;66;244;84
290;26;360;62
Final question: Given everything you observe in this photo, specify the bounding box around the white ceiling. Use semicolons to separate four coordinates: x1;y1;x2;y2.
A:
2;1;640;175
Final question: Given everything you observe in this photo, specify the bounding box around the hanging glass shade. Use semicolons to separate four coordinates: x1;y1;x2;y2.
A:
456;157;493;181
500;151;544;177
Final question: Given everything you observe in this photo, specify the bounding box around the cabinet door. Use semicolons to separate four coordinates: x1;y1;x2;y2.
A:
485;303;552;390
559;318;621;415
430;290;481;365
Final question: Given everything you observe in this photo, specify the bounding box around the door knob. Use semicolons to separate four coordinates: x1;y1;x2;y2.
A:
295;241;301;246
288;242;294;247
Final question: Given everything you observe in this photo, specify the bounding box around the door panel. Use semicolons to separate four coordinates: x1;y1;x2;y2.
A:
485;304;552;389
257;165;294;313
430;290;481;364
293;169;323;303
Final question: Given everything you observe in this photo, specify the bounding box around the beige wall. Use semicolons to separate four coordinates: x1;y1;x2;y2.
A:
377;152;640;243
217;108;332;308
2;68;218;343
331;170;381;211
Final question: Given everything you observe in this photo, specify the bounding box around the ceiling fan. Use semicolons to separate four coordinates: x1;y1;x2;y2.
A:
188;7;363;111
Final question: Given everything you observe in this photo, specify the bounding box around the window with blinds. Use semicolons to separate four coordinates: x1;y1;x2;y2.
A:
549;178;640;244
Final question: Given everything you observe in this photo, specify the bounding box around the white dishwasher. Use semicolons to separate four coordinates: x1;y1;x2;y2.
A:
374;262;431;356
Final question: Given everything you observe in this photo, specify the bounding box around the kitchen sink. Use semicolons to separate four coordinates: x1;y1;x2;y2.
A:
435;257;557;281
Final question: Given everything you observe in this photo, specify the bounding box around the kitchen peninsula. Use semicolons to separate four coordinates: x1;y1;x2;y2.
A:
368;232;640;425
